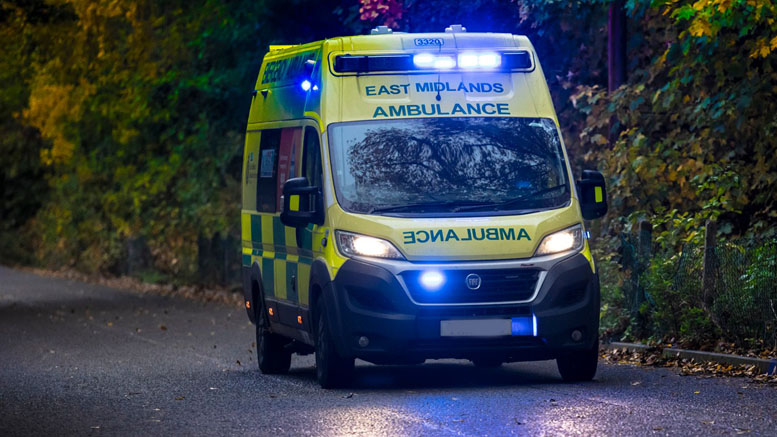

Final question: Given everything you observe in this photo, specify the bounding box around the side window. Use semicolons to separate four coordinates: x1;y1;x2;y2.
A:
303;126;323;212
257;129;281;212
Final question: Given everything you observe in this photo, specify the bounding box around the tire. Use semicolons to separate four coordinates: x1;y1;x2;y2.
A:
315;299;354;388
471;358;502;368
256;318;292;375
556;338;599;382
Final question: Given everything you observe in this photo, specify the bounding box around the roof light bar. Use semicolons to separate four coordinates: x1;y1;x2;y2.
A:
333;51;531;73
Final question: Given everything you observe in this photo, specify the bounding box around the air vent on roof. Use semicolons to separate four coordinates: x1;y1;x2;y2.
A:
370;26;393;35
445;24;467;33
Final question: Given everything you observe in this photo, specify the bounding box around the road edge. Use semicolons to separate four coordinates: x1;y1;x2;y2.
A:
604;341;777;375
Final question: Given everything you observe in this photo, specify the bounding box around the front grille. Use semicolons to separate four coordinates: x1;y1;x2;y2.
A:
402;268;540;304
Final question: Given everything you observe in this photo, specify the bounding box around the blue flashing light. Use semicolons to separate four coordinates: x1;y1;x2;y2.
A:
458;52;500;69
458;53;478;68
511;316;535;336
433;56;455;69
413;53;435;67
478;52;501;68
414;53;456;69
300;80;312;91
419;271;445;291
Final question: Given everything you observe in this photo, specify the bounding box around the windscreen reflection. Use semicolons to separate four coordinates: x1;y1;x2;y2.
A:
328;117;570;215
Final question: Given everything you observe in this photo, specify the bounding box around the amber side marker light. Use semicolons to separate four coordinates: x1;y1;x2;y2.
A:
268;308;274;316
297;315;303;324
245;301;251;309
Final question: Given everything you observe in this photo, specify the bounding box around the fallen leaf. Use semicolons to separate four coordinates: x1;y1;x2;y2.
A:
160;325;167;331
236;360;241;366
343;393;354;399
631;381;642;386
452;419;465;423
694;391;700;394
175;396;185;401
653;427;664;431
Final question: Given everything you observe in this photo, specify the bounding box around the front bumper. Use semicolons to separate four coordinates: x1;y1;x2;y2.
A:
323;252;600;364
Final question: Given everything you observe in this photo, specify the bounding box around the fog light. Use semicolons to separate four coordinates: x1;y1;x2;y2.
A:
358;336;370;347
571;330;583;342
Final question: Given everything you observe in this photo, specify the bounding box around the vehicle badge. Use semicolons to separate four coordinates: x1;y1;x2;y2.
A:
465;273;481;290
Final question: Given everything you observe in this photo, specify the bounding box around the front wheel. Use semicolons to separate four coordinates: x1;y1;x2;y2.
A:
315;299;354;389
256;322;291;374
556;339;599;382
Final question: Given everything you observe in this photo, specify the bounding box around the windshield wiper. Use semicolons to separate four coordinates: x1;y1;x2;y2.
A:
453;184;568;212
367;200;494;214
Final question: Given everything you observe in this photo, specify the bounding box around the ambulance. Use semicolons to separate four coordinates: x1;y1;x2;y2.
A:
240;25;608;388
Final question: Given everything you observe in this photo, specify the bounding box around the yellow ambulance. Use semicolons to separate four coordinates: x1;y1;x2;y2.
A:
240;25;608;388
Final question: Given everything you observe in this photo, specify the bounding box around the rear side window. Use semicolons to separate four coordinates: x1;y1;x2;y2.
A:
257;129;281;212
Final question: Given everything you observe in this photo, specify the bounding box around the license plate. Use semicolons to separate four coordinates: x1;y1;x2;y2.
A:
440;319;511;337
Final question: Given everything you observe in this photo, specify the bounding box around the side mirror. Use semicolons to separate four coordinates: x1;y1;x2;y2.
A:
280;177;324;227
577;170;608;220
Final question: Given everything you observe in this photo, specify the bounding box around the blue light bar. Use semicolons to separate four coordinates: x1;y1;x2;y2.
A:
333;50;531;74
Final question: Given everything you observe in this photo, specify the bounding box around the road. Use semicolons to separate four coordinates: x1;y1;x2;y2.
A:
1;266;775;436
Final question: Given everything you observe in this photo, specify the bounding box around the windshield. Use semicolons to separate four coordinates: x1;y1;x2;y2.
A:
327;117;570;216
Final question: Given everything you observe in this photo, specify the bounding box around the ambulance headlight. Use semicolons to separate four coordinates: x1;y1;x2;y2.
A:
534;225;584;256
335;231;405;260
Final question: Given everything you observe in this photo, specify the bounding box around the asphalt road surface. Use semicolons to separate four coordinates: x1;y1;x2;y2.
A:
1;266;776;436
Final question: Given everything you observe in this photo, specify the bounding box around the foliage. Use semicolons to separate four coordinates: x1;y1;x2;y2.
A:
0;0;362;278
574;0;777;239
